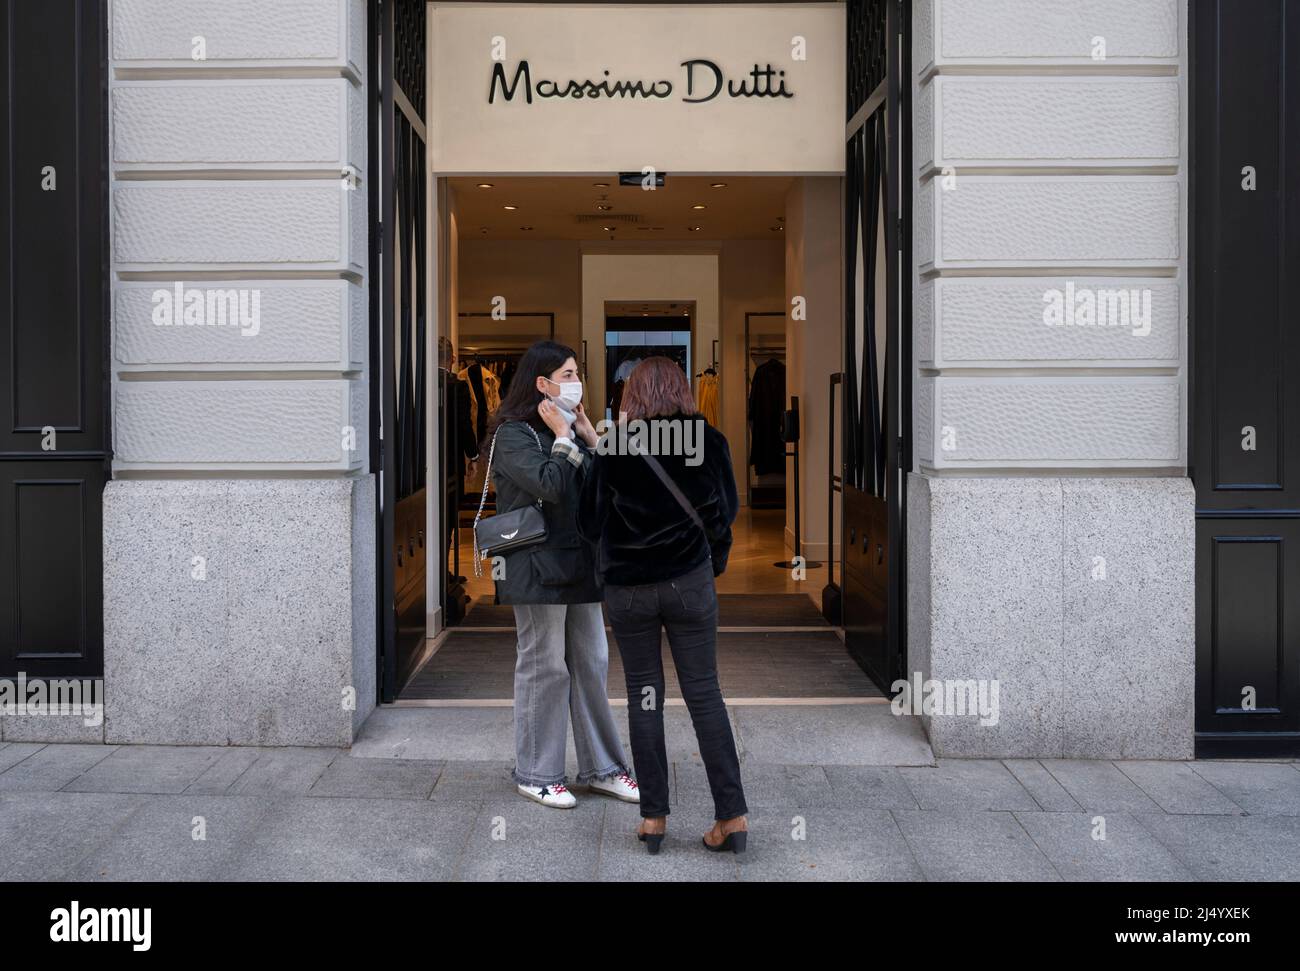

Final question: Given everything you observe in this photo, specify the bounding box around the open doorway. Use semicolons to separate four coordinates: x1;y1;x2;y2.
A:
394;172;880;706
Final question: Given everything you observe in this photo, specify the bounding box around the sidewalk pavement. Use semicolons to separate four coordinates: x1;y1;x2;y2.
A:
1;706;1298;882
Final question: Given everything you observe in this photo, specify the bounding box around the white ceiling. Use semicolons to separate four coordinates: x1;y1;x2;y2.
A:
449;175;792;241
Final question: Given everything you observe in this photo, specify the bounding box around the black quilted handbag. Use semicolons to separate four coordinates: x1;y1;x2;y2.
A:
471;422;548;575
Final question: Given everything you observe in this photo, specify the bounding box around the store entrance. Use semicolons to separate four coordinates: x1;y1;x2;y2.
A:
371;0;909;708
403;173;880;704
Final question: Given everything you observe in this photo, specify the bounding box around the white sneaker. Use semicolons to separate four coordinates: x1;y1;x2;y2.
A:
586;771;640;804
516;781;577;809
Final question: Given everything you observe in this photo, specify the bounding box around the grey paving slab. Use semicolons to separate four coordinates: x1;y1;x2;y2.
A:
568;705;722;771
597;799;738;881
0;791;144;880
453;797;606;881
64;795;274;881
732;705;933;766
429;760;514;805
63;745;235;794
1189;761;1300;816
308;757;440;800
0;743;44;774
892;811;1061;882
1115;761;1245;815
226;747;341;796
355;703;726;769
352;707;516;760
1136;813;1300;881
1040;760;1163;813
183;748;263;794
737;809;924;881
1015;812;1195;882
898;760;1040;811
1002;759;1083;812
822;765;921;810
675;761;832;810
0;743;117;792
225;797;473;881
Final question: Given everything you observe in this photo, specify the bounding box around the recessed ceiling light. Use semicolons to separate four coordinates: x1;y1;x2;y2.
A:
596;204;613;211
688;226;702;232
770;225;783;232
520;226;534;231
692;204;706;210
603;225;617;231
711;182;728;189
476;183;494;189
593;182;610;188
503;205;517;210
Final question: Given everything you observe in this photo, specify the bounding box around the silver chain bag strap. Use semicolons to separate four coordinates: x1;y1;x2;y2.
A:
471;422;548;577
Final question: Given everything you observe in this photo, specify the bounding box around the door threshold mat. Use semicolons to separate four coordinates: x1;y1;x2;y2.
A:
456;592;828;629
399;629;880;702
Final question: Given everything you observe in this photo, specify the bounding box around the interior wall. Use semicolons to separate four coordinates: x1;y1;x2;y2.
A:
456;239;583;353
721;242;786;504
784;177;843;560
455;236;784;504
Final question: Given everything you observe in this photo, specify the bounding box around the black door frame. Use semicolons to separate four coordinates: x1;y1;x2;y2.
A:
1189;0;1300;757
370;0;431;703
839;0;910;693
0;0;110;679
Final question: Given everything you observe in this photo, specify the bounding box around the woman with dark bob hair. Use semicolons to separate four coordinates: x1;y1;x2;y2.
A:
579;357;748;854
482;340;637;809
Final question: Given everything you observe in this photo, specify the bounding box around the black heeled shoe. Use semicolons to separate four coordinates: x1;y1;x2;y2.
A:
703;829;747;854
638;831;665;855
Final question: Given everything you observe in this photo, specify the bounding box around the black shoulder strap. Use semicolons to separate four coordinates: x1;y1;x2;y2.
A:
641;454;706;534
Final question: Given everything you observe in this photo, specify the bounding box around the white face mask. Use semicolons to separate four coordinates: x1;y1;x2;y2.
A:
547;380;583;411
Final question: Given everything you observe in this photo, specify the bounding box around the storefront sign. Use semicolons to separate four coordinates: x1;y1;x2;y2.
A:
487;59;796;104
430;3;844;174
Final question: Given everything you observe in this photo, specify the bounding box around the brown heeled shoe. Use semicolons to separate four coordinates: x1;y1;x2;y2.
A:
703;816;748;854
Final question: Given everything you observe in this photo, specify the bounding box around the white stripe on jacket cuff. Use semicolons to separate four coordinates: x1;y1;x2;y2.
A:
551;436;583;467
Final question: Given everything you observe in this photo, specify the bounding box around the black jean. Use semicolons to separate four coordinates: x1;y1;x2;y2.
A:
604;560;747;821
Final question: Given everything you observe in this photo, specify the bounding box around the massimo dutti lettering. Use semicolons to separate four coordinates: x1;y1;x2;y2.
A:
489;59;794;104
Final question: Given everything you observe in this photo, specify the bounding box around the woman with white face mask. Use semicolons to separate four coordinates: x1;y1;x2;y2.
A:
479;340;637;809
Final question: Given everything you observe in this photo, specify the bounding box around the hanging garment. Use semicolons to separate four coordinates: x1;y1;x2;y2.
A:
481;364;502;414
696;371;720;427
748;358;786;476
458;362;504;445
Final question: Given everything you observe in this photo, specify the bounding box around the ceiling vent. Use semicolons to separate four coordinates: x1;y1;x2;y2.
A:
574;213;641;224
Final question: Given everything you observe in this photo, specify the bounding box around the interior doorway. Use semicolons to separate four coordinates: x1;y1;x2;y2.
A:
604;301;696;422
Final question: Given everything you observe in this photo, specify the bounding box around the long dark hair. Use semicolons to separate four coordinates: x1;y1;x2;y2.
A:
484;339;578;445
